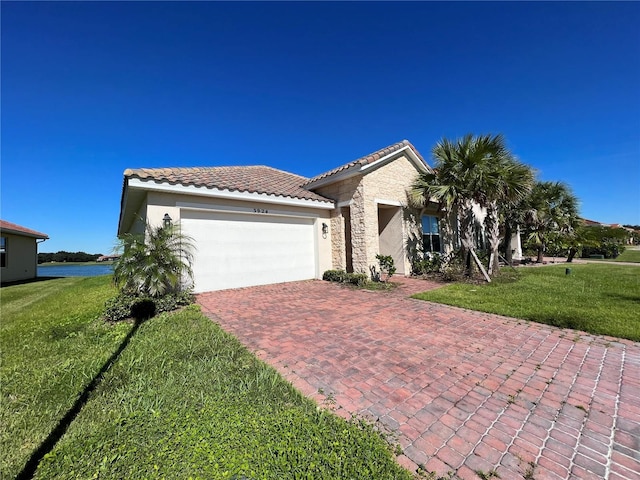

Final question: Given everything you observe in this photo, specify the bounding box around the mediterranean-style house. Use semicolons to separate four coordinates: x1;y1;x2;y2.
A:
118;140;521;293
0;220;49;284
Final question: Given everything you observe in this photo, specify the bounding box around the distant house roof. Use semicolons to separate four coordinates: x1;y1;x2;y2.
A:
124;165;332;203
304;139;429;187
580;219;632;230
581;218;604;226
0;220;49;239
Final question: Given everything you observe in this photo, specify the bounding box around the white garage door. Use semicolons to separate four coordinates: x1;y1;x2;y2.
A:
181;210;317;292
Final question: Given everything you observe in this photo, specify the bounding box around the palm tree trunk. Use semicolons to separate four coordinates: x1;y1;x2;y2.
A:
459;200;475;276
485;203;501;276
537;247;544;263
503;222;513;264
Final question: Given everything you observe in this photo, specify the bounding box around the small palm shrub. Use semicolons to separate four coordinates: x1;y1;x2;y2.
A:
113;222;194;297
106;221;196;321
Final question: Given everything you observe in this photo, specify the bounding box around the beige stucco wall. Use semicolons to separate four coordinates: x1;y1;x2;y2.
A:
0;233;39;283
378;206;405;273
139;191;333;278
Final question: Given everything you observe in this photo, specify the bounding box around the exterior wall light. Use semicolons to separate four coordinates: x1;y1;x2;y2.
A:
163;213;172;228
322;222;328;238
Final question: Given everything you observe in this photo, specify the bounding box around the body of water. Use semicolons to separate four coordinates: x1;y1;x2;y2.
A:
38;263;114;277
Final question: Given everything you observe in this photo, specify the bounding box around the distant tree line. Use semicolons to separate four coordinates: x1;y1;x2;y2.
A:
38;251;104;263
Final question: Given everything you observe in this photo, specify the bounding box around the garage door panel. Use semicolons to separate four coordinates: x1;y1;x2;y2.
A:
182;211;317;292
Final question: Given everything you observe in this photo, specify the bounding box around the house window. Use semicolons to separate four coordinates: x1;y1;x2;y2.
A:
1;237;6;267
422;215;441;253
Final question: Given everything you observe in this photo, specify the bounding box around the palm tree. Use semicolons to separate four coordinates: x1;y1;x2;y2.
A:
411;133;520;276
479;155;534;275
523;181;580;263
114;221;195;297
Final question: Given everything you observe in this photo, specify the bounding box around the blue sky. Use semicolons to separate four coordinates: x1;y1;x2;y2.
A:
2;1;639;254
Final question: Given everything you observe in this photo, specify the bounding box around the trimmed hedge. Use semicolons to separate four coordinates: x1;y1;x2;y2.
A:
322;270;368;286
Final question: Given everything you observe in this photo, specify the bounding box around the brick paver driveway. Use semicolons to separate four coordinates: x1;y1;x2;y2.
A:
198;278;639;479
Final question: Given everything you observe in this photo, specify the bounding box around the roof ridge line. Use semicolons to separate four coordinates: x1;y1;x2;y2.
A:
303;139;426;187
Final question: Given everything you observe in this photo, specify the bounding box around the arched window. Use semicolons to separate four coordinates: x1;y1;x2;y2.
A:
422;215;441;253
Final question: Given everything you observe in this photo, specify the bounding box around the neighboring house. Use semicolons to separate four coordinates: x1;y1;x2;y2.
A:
0;220;49;284
118;140;513;293
581;218;605;227
581;218;636;245
96;254;121;262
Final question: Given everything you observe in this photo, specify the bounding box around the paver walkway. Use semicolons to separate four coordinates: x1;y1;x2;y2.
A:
198;278;640;479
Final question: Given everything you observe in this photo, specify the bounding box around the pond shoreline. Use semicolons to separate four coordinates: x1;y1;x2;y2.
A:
37;263;114;277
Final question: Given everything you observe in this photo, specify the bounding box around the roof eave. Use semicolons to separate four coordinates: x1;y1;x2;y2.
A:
117;177;130;237
126;177;335;210
305;144;430;190
0;228;49;239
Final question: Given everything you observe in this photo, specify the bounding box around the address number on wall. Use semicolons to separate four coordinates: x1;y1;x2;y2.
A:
253;208;269;214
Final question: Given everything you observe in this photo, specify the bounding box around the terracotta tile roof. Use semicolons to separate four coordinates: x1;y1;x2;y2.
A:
304;139;428;186
125;165;333;203
0;220;49;239
581;218;604;226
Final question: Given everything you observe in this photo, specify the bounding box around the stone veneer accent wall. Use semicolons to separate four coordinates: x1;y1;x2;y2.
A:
315;176;361;271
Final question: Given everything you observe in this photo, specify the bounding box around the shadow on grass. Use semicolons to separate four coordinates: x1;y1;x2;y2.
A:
606;292;640;303
16;320;143;480
1;276;63;288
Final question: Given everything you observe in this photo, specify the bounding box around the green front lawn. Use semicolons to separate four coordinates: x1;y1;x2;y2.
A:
1;278;410;479
0;277;132;478
413;264;640;341
614;247;640;263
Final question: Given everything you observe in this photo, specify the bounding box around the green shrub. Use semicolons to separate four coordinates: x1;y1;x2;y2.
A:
103;294;137;322
375;254;396;282
581;243;625;259
412;252;443;275
322;269;348;282
103;290;195;322
346;273;368;286
153;290;195;312
322;270;368;287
